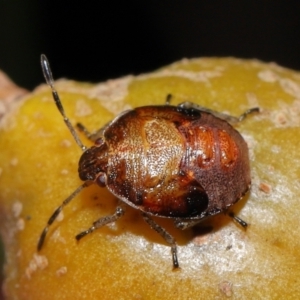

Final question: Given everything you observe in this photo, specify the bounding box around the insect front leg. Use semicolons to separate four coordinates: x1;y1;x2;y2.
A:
75;204;125;240
37;183;88;251
178;101;259;124
142;213;179;269
76;123;105;143
165;94;172;105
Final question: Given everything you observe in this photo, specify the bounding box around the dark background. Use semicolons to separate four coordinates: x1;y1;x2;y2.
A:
0;1;300;90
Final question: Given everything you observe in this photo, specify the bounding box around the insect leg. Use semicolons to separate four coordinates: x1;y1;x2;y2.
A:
227;212;248;228
76;123;105;143
75;205;125;240
142;213;179;269
165;94;172;105
37;182;88;251
236;107;260;122
76;119;117;143
178;101;259;124
76;123;93;140
174;218;203;230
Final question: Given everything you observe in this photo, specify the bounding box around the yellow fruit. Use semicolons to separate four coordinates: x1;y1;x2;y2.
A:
0;58;300;299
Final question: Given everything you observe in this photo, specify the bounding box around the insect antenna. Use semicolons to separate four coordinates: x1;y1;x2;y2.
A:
40;54;87;152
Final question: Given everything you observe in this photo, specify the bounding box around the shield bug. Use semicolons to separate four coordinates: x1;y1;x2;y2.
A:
38;54;259;268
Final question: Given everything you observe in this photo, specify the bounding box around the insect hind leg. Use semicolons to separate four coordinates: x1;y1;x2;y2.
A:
142;213;179;269
178;101;259;124
227;211;248;228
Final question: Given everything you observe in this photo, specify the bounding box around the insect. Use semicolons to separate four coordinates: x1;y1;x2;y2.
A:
38;54;259;268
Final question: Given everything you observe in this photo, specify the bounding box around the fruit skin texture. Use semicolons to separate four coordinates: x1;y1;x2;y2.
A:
1;58;300;299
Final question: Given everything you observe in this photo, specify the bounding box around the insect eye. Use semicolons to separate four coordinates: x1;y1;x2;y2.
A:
95;137;104;146
96;172;107;187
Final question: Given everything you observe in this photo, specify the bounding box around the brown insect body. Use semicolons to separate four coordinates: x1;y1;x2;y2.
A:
79;105;250;221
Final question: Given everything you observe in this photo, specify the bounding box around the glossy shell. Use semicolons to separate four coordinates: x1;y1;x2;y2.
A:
79;105;250;220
